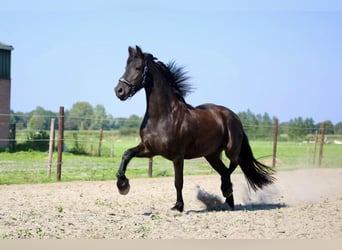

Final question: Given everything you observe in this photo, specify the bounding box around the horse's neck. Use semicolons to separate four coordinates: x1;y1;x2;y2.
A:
144;72;180;119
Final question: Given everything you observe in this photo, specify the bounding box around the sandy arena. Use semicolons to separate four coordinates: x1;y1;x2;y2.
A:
0;168;341;239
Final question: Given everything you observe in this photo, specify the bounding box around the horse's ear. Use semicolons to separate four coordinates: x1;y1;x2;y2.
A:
135;45;143;58
128;46;135;56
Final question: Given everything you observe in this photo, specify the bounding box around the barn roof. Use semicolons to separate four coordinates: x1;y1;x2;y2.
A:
0;42;14;51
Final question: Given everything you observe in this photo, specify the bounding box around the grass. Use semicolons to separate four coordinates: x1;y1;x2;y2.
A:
0;135;341;185
250;141;342;170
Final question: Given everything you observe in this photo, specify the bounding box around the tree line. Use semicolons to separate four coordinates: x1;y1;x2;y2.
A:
10;102;342;140
239;109;338;140
10;102;141;133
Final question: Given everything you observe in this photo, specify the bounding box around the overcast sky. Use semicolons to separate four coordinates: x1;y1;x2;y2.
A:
1;0;342;123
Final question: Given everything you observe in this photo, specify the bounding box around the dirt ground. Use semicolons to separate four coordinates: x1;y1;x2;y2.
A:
0;168;341;239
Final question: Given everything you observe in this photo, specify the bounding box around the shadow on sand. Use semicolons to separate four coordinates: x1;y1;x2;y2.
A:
185;202;286;214
185;186;286;214
234;202;286;211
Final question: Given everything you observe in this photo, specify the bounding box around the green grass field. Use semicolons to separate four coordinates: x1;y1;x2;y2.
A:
0;132;341;185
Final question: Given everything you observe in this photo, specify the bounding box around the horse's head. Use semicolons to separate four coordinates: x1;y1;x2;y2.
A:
114;45;148;101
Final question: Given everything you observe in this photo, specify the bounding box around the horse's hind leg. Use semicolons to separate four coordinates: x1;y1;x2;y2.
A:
205;153;235;210
225;162;237;209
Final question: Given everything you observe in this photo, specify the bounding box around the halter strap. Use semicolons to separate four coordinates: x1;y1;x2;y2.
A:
119;78;135;88
118;61;149;97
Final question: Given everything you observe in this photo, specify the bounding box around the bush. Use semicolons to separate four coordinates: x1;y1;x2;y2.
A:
68;133;88;155
16;131;50;152
118;128;139;136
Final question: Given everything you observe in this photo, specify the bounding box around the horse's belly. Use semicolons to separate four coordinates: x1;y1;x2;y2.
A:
183;140;223;159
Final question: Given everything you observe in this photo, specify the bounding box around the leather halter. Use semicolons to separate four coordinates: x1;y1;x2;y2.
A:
118;61;148;97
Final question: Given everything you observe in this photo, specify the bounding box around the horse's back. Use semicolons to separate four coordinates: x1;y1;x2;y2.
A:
195;103;241;123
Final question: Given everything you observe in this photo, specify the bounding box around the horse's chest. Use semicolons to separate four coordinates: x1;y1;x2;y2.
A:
141;122;181;155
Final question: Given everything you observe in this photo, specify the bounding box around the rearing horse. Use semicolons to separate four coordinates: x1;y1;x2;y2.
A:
114;46;275;212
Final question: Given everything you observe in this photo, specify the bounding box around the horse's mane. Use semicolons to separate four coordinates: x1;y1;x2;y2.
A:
146;54;193;100
163;61;193;99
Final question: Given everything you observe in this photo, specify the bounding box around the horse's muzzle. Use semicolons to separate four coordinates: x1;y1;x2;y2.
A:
114;84;129;101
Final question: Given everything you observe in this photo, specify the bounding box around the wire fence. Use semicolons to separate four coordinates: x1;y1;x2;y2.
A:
2;110;342;149
2;111;342;157
1;112;342;184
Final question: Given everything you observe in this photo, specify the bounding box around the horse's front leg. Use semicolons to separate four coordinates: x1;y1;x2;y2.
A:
116;144;148;195
171;158;184;212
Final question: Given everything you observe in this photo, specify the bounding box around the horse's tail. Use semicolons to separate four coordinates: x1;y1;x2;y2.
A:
239;132;276;191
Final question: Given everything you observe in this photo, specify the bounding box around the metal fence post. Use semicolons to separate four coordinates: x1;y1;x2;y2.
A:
272;118;279;168
47;118;55;177
318;122;326;167
57;107;64;181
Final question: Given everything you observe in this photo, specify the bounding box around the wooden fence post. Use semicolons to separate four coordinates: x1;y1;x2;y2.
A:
98;128;103;157
272;118;279;168
313;130;318;165
148;157;153;177
318;122;326;167
47;118;55;177
57;107;64;181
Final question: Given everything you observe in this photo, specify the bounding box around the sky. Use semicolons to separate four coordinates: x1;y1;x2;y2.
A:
1;0;342;124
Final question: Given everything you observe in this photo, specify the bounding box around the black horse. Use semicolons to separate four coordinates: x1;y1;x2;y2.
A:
114;46;275;212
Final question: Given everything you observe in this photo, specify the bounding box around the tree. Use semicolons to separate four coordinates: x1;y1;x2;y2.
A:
303;118;316;134
288;117;306;141
10;110;29;129
28;114;46;130
317;120;334;134
91;104;109;130
126;115;142;128
258;112;274;139
238;110;276;139
335;122;342;134
112;117;126;129
238;109;258;138
65;102;94;130
279;121;289;135
28;106;57;130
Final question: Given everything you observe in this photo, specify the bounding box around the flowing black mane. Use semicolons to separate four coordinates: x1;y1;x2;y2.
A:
153;58;193;99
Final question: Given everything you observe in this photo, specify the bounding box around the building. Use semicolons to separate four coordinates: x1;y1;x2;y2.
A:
0;42;14;149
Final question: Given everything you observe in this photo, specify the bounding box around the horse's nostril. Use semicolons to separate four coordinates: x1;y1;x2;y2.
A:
115;87;125;97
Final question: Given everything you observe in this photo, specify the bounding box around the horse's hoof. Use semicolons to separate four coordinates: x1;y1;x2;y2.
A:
171;202;184;212
225;195;234;211
118;184;130;195
117;177;130;195
222;186;233;198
